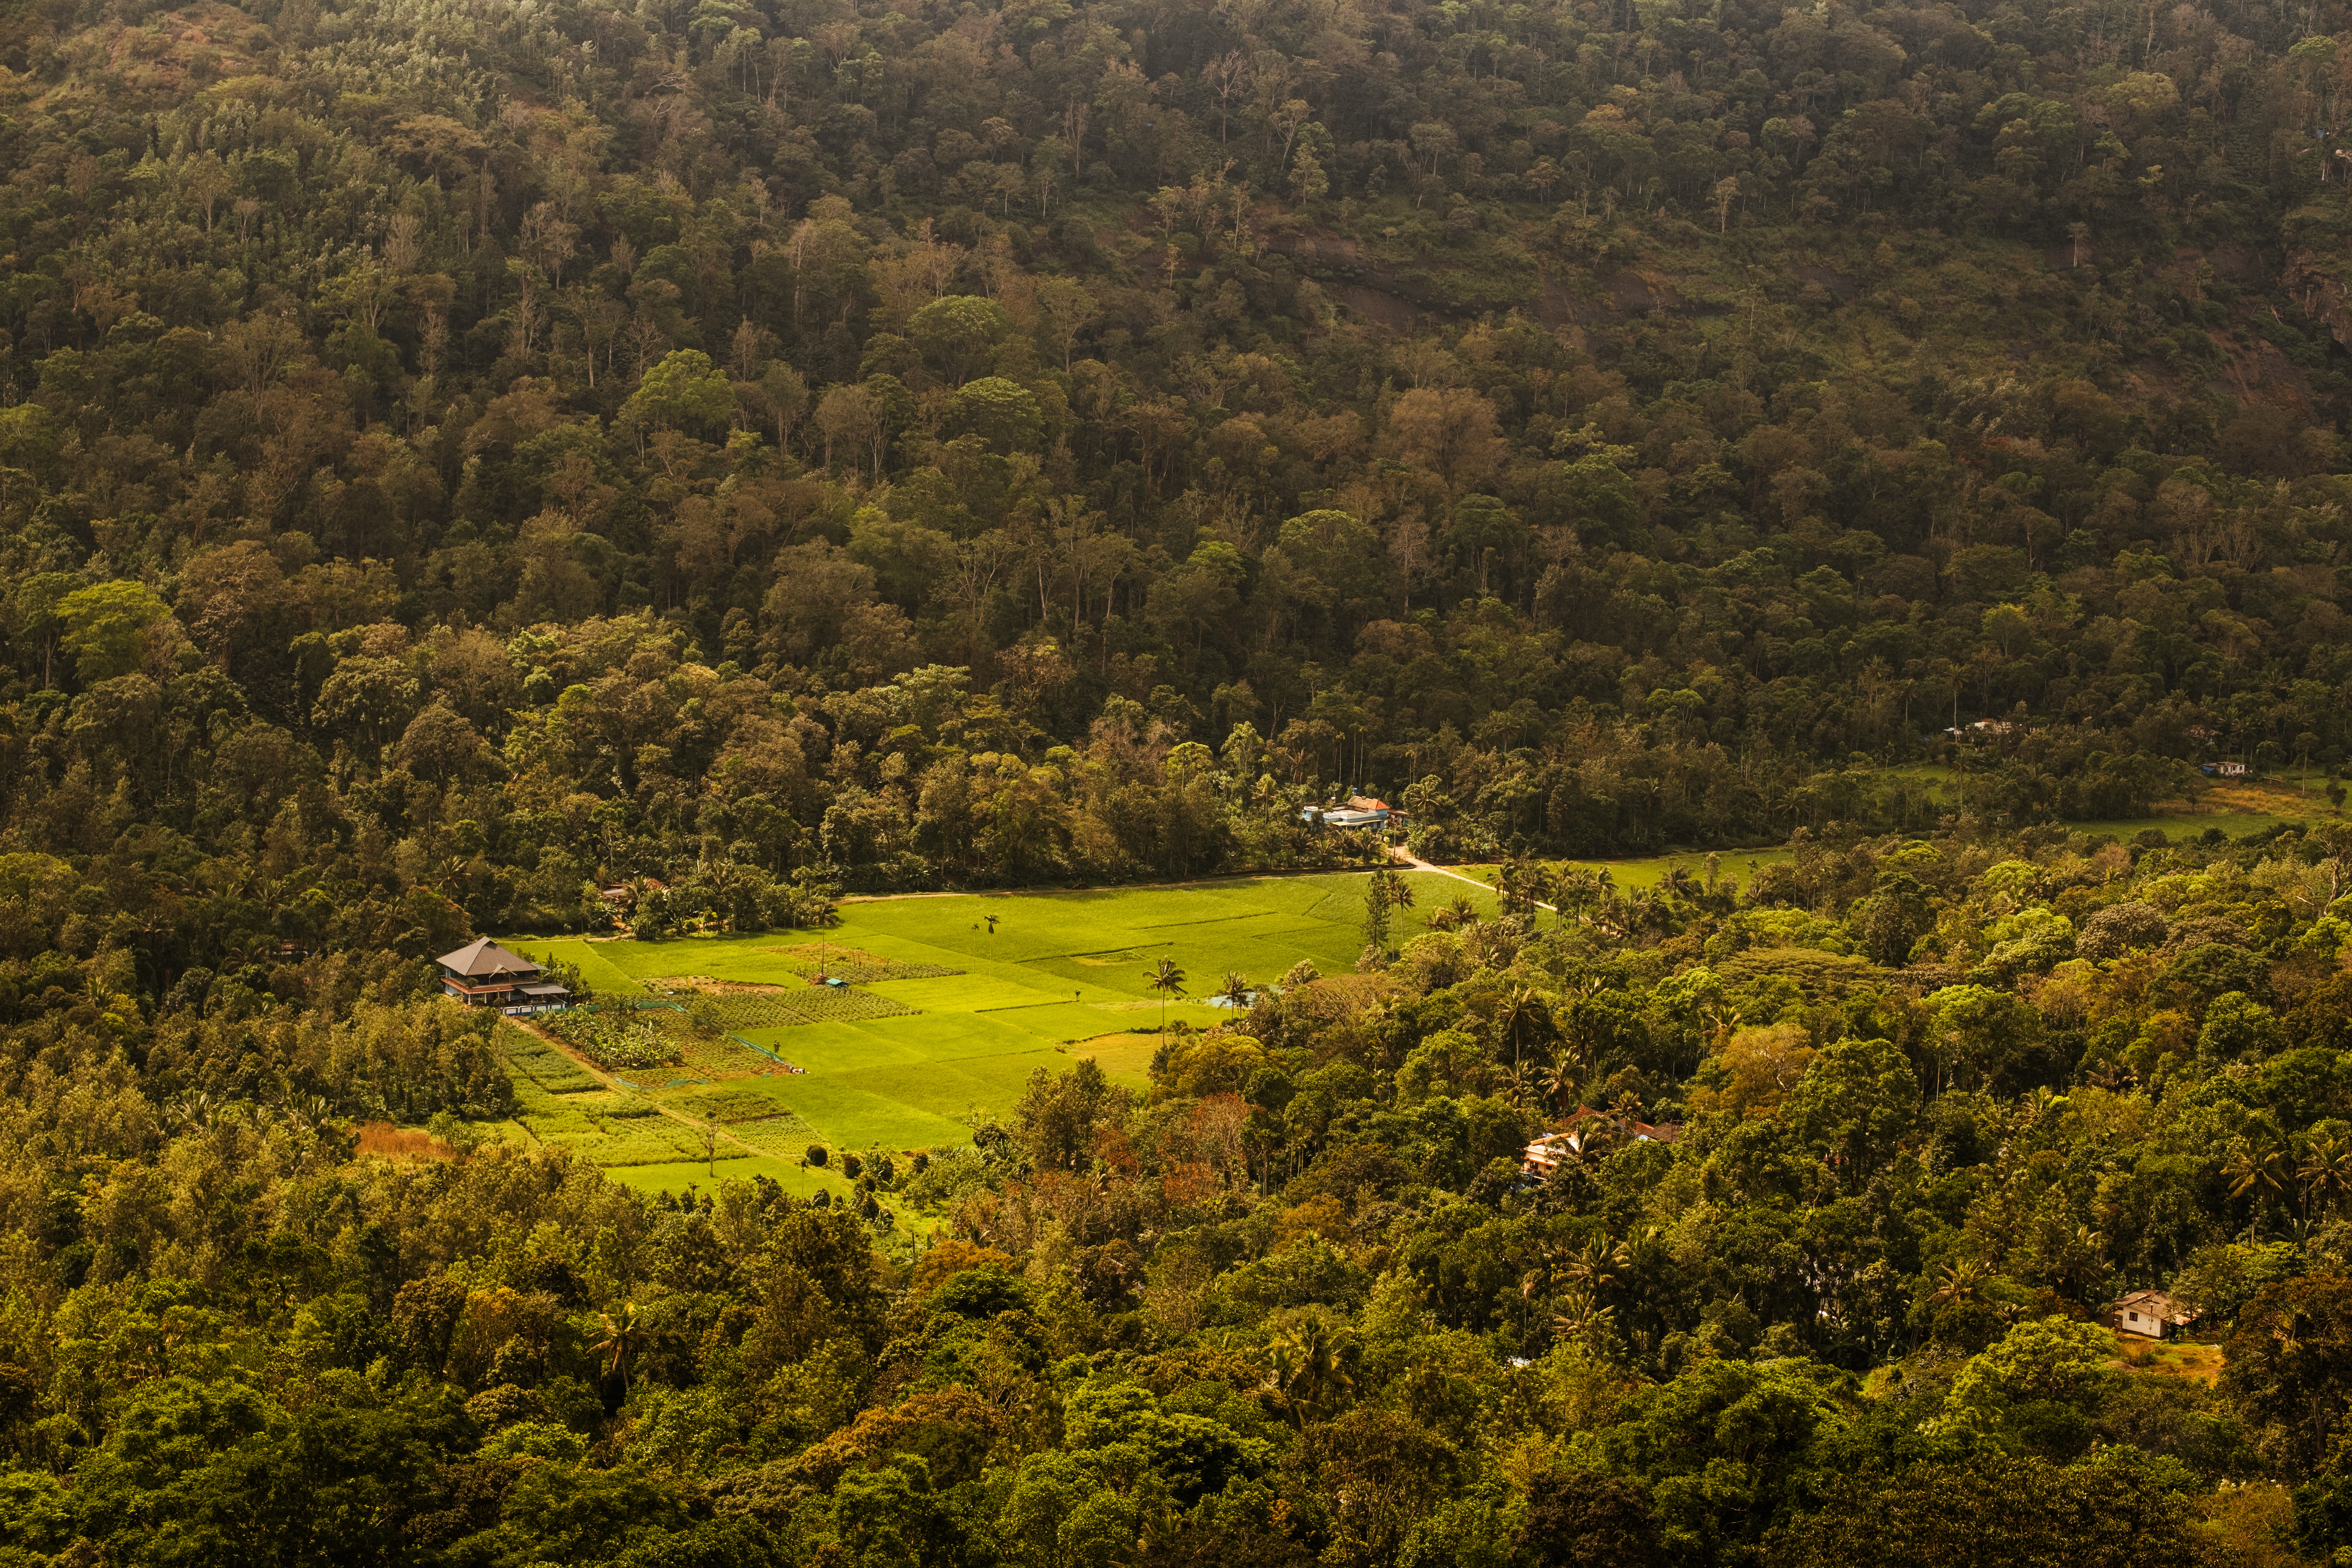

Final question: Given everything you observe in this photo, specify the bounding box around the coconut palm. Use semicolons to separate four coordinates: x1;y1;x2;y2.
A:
169;1090;225;1133
1359;867;1413;954
1523;861;1558;920
1146;955;1188;1032
2228;1139;2295;1237
2305;1134;2352;1220
1925;1257;1985;1316
1263;1320;1356;1431
1538;1057;1580;1116
1561;1235;1630;1292
695;856;744;930
1495;857;1531;918
1216;970;1253;1012
1549;1284;1616;1345
1492;984;1547;1069
592;1301;645;1391
1426;894;1480;932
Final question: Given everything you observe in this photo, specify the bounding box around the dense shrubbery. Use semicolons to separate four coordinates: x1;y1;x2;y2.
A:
544;1006;684;1071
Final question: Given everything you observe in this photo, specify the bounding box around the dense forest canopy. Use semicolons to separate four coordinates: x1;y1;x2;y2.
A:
3;0;2352;894
3;0;2352;1559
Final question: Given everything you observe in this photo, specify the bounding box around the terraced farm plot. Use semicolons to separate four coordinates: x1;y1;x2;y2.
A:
674;1087;807;1125
499;869;1498;1191
688;991;820;1029
781;987;920;1023
724;1115;825;1157
768;943;966;983
675;1032;793;1079
498;1023;600;1093
505;1080;713;1166
603;1156;841;1200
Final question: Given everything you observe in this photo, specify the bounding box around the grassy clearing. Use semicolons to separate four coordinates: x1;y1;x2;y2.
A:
2072;810;2316;840
2069;774;2335;842
523;939;646;995
496;870;1498;1173
2111;1332;2223;1386
1880;765;2337;845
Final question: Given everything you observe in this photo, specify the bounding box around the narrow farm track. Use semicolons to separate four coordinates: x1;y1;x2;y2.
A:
1389;845;1557;914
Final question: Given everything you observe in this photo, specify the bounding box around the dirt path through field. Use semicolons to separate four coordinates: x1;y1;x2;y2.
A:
1387;845;1556;913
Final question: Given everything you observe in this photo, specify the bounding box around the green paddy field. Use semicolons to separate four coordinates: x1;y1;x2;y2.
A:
486;869;1498;1193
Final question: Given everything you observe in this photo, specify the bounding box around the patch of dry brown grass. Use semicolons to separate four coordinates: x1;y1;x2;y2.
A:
355;1122;455;1160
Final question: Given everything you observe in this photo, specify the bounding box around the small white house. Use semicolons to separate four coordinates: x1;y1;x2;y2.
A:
1301;806;1388;829
2109;1288;2196;1340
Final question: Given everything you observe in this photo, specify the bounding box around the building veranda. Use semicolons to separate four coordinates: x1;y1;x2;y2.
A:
436;938;572;1015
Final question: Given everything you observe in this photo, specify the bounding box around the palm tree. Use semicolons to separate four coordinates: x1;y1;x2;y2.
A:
1924;1258;1985;1317
1493;985;1547;1069
1146;955;1188;1032
1216;970;1253;1012
1538;1057;1580;1116
592;1301;645;1391
1549;1284;1616;1346
2305;1135;2352;1221
1495;857;1529;918
170;1090;224;1133
1523;861;1558;921
2228;1140;2295;1237
1264;1320;1356;1431
697;856;743;931
1427;894;1480;932
1537;1233;1629;1294
1359;867;1414;955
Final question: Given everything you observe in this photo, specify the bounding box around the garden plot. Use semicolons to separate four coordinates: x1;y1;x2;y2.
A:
499;1023;600;1093
507;1080;716;1166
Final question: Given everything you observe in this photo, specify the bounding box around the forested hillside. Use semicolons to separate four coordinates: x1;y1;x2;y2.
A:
5;0;2352;1560
1;0;2350;894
